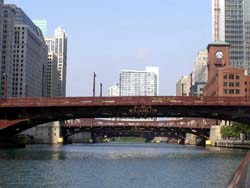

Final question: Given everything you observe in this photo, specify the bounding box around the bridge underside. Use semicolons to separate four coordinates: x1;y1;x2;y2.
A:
62;126;210;141
0;105;249;123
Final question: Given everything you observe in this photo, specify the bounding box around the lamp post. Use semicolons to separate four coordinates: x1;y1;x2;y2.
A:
100;82;102;97
93;72;96;97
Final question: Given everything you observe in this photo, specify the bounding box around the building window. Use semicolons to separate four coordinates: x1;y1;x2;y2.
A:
236;89;240;94
236;75;240;79
229;82;234;87
224;89;228;94
224;82;227;87
229;74;234;79
229;89;234;94
236;82;240;87
224;75;227;80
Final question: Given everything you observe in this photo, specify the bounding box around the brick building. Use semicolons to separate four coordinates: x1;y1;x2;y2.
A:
203;41;250;97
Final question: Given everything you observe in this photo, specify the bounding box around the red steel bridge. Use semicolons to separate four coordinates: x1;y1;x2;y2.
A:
0;96;248;136
62;118;216;143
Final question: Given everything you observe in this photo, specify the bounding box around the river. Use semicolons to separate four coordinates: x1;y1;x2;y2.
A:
0;143;247;188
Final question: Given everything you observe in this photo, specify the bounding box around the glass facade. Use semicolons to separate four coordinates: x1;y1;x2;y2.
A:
213;0;250;73
33;19;47;37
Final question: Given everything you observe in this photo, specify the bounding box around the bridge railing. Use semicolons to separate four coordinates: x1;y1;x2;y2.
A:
64;118;216;129
1;96;250;107
227;152;250;188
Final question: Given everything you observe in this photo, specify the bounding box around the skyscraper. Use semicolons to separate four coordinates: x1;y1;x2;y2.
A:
212;0;250;73
0;5;15;98
11;6;47;97
46;53;59;97
191;50;208;96
33;19;47;37
119;67;159;96
46;27;67;96
176;75;191;96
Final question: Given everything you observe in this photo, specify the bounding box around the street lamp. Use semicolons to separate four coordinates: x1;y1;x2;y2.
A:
93;72;96;97
100;82;103;97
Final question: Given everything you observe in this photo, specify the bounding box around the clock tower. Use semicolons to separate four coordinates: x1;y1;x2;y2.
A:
207;41;230;83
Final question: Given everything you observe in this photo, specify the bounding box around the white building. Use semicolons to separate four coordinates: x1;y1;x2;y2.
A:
109;83;120;96
46;27;67;97
119;66;159;96
176;75;191;96
192;50;208;84
212;0;250;73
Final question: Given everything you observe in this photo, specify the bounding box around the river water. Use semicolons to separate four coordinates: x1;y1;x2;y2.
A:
0;143;247;188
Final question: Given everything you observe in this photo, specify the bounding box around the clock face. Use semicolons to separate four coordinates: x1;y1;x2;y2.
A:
216;51;224;59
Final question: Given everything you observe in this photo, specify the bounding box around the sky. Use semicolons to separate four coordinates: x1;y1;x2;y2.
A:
5;0;212;96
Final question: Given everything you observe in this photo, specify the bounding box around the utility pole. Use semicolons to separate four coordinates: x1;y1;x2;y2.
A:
93;72;96;97
100;82;103;97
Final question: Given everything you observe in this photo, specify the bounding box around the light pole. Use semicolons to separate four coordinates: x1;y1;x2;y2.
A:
100;82;102;97
93;72;96;97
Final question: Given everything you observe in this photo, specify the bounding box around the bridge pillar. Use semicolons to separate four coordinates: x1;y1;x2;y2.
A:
196;138;206;146
178;138;185;145
0;135;26;148
91;132;97;143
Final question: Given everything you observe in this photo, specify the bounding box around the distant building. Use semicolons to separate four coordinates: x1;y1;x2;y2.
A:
176;75;191;96
212;0;250;73
192;50;208;84
46;53;59;97
191;50;208;96
109;83;119;96
46;27;67;96
33;19;47;37
119;66;159;96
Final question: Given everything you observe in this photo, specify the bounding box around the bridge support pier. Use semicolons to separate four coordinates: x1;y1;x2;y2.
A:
0;135;26;148
178;139;185;145
196;138;206;146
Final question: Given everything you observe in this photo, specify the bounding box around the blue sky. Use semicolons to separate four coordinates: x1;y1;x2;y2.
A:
5;0;212;96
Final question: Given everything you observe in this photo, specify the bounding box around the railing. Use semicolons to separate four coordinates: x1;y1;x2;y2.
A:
1;96;250;107
215;140;250;149
64;118;216;129
227;152;250;188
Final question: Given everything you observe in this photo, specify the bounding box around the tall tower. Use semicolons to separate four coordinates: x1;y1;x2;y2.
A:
0;5;15;98
212;0;250;73
46;27;67;97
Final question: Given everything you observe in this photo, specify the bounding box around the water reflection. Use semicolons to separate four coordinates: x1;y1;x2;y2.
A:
0;143;247;188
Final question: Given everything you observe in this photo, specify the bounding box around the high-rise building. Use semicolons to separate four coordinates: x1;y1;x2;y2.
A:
0;1;3;97
33;19;47;37
11;6;47;97
191;50;208;96
46;27;67;96
119;66;159;96
212;0;250;73
176;75;191;96
46;53;59;97
192;50;208;84
0;5;15;98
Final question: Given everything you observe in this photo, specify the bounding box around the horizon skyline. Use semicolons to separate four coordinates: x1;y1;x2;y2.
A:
5;0;212;96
